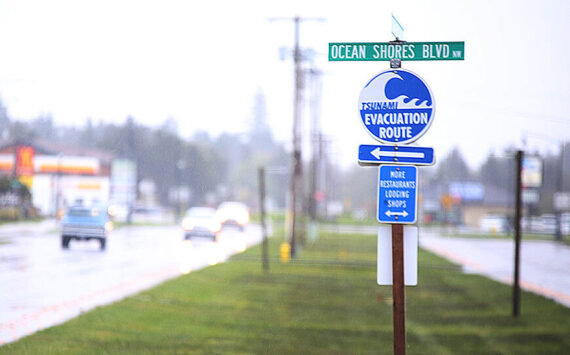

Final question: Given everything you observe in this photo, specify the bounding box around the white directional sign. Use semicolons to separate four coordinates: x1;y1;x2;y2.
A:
377;225;418;285
554;192;570;211
378;165;418;224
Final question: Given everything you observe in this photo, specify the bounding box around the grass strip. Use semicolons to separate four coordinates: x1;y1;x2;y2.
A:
2;231;569;354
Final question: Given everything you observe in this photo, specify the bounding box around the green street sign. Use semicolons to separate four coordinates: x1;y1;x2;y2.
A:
328;42;465;61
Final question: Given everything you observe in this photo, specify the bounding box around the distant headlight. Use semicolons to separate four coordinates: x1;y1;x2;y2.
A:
105;221;114;233
209;221;222;233
182;218;194;231
237;211;250;225
216;211;229;222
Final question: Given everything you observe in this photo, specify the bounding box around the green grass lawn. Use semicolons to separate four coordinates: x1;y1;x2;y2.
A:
2;230;569;354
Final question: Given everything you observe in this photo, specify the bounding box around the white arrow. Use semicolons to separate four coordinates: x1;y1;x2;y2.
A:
385;210;409;217
370;147;424;160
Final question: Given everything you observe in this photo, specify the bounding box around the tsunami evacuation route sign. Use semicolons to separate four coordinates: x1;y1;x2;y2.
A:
358;68;435;144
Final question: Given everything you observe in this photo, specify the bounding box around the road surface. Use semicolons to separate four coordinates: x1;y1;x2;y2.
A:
0;221;263;345
420;229;570;308
322;224;570;308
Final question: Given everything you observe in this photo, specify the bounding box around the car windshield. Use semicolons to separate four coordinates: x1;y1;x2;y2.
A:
66;205;106;217
67;207;94;217
187;208;216;218
218;202;247;211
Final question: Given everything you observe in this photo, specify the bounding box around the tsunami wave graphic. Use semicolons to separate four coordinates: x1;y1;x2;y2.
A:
360;71;433;109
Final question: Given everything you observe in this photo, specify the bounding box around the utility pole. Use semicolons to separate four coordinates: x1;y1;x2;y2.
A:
308;67;322;221
258;167;269;272
126;116;136;224
318;133;327;218
513;150;523;317
291;16;302;257
11;140;19;178
270;16;324;258
555;143;564;241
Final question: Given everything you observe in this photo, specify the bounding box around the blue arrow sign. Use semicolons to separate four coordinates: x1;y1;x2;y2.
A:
359;144;434;166
378;165;418;224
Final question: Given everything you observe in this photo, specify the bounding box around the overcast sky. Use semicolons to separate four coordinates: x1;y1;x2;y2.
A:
0;0;569;170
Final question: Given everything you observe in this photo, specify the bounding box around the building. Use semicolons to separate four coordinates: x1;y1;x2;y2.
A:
0;140;114;216
421;180;513;228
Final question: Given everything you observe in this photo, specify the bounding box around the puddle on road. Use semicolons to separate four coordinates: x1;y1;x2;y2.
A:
0;255;28;271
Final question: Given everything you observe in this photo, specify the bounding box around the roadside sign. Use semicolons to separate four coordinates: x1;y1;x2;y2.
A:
522;189;540;205
377;225;417;285
110;159;137;215
16;146;35;190
378;165;418;224
554;192;570;211
521;156;542;188
336;30;465;354
358;144;434;166
329;42;465;61
359;68;435;144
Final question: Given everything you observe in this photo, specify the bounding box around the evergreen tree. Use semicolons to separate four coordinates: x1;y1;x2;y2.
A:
0;98;10;140
434;147;472;184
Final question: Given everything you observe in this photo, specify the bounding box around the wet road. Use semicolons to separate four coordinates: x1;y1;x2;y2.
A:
0;221;262;345
420;230;570;308
321;224;570;308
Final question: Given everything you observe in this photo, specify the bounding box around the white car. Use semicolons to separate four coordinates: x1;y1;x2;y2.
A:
562;213;570;235
216;202;250;231
181;207;221;241
480;214;510;234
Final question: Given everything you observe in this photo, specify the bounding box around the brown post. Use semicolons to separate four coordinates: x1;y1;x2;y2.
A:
258;167;269;272
392;223;406;354
513;150;523;317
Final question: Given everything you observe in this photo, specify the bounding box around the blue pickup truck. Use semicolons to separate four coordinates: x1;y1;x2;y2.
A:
61;204;113;250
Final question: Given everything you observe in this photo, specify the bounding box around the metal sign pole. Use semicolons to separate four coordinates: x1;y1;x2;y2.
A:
392;223;406;354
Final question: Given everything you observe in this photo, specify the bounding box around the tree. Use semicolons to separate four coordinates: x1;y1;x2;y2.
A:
9;121;36;143
2;109;287;210
248;90;275;152
79;118;96;148
161;117;179;135
340;164;377;214
434;147;472;184
478;151;514;190
30;114;57;141
0;98;10;139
